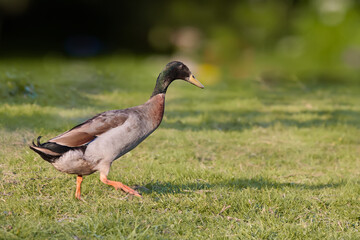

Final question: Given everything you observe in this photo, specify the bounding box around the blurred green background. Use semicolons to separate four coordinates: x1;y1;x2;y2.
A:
0;0;359;86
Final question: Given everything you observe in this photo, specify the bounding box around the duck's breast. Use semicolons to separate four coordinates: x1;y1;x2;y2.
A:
84;93;165;167
84;113;154;165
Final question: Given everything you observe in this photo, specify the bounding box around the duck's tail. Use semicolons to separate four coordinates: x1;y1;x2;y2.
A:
29;136;74;163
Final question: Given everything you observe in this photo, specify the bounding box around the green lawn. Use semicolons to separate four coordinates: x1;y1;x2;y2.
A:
1;56;359;239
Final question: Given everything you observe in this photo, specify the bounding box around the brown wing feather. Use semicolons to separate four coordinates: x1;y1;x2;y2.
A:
49;111;128;147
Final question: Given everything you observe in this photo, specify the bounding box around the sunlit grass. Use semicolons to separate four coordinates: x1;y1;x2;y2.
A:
1;56;359;239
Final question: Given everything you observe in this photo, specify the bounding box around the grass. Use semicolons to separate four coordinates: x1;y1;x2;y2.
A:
0;56;360;239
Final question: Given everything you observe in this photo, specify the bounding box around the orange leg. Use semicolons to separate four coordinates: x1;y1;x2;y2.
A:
100;173;141;197
75;175;83;200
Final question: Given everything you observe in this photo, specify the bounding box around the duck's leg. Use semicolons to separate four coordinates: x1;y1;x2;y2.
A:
100;173;141;197
75;175;83;200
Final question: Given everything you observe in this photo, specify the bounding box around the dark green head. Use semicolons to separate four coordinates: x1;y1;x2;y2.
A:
151;61;204;97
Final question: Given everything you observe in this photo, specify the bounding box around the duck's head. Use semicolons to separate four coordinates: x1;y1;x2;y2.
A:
151;61;204;97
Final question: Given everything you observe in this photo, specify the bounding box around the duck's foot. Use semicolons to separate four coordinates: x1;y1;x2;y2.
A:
113;182;142;197
100;174;142;198
75;175;83;200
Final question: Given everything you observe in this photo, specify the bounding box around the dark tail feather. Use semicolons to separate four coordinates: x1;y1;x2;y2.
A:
29;145;58;163
30;136;87;163
30;136;61;162
36;136;41;146
31;136;43;150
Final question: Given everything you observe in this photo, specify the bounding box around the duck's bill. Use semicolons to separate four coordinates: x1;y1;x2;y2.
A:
186;74;204;89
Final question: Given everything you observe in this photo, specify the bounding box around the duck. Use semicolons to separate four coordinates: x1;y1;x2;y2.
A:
30;61;204;200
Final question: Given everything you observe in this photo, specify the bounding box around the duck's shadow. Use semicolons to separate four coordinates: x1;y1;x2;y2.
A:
136;178;344;195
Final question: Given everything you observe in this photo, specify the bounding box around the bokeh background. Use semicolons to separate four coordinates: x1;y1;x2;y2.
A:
1;0;359;87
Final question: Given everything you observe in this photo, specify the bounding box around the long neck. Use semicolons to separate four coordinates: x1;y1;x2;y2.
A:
146;93;165;129
151;72;171;98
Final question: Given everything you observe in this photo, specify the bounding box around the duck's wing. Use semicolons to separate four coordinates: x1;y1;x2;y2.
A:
49;110;128;147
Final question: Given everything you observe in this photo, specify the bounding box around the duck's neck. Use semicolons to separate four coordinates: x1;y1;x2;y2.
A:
147;93;165;129
151;72;171;98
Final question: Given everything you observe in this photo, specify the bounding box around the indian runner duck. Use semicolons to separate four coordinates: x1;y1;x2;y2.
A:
30;61;204;200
